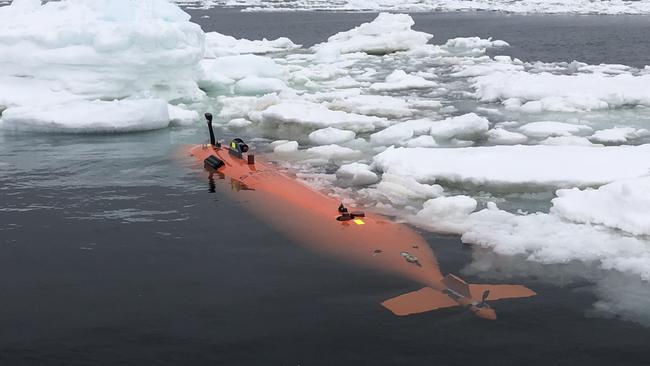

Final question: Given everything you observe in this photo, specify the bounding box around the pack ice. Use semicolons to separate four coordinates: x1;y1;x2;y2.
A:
0;0;205;132
175;0;650;15
183;12;650;322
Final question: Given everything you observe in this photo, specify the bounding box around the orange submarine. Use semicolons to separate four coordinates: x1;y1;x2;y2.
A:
186;113;536;320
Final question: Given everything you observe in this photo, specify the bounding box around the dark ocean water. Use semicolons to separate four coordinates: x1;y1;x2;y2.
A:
186;9;650;68
2;9;650;366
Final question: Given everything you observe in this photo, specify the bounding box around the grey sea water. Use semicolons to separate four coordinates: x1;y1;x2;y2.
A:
2;8;650;365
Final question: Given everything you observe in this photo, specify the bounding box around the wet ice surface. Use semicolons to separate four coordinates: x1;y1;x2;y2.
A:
3;5;650;364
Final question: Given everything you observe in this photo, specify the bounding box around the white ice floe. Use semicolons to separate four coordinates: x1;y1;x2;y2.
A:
590;127;650;144
199;54;285;94
369;118;434;146
168;104;199;126
336;162;379;186
459;206;650;280
312;13;432;55
444;37;509;54
405;135;438;148
234;76;287;95
0;0;205;102
429;113;489;141
415;195;478;233
309;127;356;145
204;31;299;57
374;144;650;189
327;95;416;118
250;101;387;132
227;118;253;129
518;121;593;138
369;70;438;92
486;128;528;145
372;173;444;206
273;140;299;153
1;99;170;132
306;144;361;159
474;71;650;112
552;177;650;236
539;136;599;146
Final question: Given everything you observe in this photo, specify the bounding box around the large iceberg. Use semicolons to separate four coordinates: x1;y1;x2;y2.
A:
0;0;205;132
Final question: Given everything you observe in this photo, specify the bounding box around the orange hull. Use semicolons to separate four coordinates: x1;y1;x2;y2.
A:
189;144;444;288
186;143;536;319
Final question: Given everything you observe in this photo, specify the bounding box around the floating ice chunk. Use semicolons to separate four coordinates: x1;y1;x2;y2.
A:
590;127;650;144
251;101;387;133
274;140;299;153
227;118;253;129
474;71;650;111
445;37;509;52
328;95;415;118
374;144;650;190
1;99;170;133
486;128;528;145
168;104;199;126
199;55;284;82
518;121;593;138
197;67;236;94
218;94;280;119
312;13;432;55
234;76;287;95
369;70;437;92
0;0;205;101
306;144;361;159
309;127;356;145
552;177;650;236
460;207;650;280
540;136;600;146
409;100;443;110
204;31;299;57
375;173;444;206
336;163;379;186
405;135;438;148
415;196;477;233
578;63;631;75
429;113;489;141
451;61;524;78
369;119;434;146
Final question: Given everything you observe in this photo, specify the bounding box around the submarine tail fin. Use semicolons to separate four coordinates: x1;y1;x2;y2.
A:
381;287;459;316
469;284;537;302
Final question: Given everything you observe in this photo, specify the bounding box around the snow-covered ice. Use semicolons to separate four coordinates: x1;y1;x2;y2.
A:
0;0;205;132
309;127;357;145
518;121;593;138
312;13;432;55
374;145;650;189
1;99;170;133
250;101;387;133
369;70;438;92
552;177;650;236
0;0;205;101
336;162;379;186
474;72;650;112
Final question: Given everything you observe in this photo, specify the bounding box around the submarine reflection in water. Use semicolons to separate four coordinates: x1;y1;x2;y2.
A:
188;126;536;319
